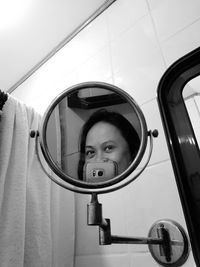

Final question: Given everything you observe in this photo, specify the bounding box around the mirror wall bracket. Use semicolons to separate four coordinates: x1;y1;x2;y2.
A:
88;194;190;267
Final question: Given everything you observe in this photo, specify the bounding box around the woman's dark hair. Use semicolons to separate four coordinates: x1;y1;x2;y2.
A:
78;109;140;180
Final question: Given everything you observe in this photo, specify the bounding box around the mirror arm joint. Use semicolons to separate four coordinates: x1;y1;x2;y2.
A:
87;194;190;266
87;194;169;249
87;193;112;244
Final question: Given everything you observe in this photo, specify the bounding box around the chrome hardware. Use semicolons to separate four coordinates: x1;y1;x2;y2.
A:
88;194;190;267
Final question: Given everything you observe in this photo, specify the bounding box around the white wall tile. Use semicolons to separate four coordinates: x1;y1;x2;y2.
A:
161;19;200;67
141;98;170;165
105;0;148;41
12;70;78;115
130;251;196;267
76;46;112;83
75;254;130;267
148;0;200;41
130;252;160;267
75;193;128;256
73;11;109;61
75;251;196;267
123;161;188;253
111;15;166;105
50;10;109;72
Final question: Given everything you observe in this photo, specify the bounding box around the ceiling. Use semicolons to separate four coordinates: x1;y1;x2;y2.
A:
0;0;115;92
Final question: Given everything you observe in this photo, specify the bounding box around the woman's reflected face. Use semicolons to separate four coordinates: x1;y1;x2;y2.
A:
85;121;132;174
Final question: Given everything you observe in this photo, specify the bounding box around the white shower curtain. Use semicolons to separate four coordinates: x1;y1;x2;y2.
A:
0;95;75;267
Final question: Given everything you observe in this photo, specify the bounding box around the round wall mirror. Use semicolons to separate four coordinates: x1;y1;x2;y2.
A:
39;82;149;194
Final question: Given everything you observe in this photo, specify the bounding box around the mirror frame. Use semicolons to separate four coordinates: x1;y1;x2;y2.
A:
39;81;148;194
157;47;200;267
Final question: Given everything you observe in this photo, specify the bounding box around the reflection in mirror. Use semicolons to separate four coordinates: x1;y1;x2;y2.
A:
183;76;200;149
46;87;142;183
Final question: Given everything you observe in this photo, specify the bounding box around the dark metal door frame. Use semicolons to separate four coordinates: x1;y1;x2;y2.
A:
157;47;200;266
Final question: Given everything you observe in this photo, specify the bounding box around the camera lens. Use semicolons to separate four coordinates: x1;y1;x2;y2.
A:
98;171;103;176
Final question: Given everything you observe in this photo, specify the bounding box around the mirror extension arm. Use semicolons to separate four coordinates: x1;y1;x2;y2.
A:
87;193;190;267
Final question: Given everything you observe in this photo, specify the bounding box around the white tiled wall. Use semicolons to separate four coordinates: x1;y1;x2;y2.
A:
12;0;200;266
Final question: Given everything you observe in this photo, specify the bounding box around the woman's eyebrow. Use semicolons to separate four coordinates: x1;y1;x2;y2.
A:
103;140;116;145
85;145;94;149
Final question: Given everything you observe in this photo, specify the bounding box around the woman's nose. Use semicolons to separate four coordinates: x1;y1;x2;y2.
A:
96;150;106;161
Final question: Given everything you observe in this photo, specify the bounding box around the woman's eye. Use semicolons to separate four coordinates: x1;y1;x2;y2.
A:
85;150;95;158
105;145;114;152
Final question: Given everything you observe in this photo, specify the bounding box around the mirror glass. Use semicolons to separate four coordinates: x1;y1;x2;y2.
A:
183;76;200;149
40;82;148;189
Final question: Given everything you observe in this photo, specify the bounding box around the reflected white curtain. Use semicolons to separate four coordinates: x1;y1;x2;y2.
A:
0;95;75;267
